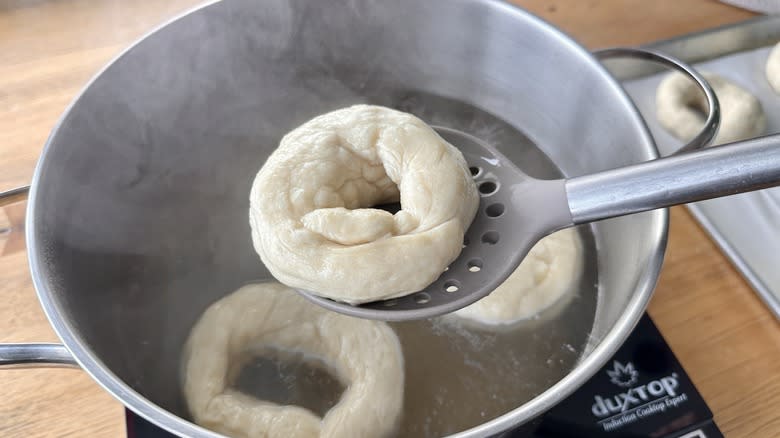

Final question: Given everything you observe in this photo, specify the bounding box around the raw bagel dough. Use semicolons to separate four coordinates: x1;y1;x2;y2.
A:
766;42;780;93
183;282;405;438
656;71;766;145
454;228;583;325
249;105;479;304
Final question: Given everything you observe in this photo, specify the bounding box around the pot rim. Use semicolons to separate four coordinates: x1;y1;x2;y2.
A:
25;0;667;437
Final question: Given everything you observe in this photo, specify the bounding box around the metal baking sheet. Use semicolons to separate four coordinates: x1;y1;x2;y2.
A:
605;16;780;319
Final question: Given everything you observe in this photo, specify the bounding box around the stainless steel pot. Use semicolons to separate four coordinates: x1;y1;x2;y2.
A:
0;0;715;436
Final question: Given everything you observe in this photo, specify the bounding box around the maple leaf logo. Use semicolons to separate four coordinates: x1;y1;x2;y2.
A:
606;361;638;387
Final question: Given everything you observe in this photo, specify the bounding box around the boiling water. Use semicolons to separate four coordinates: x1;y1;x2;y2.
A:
226;243;597;436
229;226;596;436
182;93;599;436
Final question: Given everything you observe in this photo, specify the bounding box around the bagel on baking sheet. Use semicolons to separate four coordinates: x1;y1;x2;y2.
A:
182;282;405;438
249;105;479;304
766;42;780;94
656;71;766;145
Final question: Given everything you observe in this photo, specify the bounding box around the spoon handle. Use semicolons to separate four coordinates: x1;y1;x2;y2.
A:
565;135;780;224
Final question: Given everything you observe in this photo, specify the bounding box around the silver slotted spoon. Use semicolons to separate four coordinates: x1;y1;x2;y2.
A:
301;131;780;321
299;51;780;322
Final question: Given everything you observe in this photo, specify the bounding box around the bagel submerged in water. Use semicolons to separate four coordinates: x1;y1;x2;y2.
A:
182;282;405;438
454;228;583;326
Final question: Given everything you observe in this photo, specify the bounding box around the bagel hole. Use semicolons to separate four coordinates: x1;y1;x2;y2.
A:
685;95;709;120
230;348;345;417
375;201;402;214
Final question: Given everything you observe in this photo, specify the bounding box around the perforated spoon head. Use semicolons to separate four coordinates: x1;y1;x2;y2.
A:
300;120;780;321
298;128;574;321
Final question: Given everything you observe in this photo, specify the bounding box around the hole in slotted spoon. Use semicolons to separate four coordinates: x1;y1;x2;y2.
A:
414;293;431;304
444;280;460;293
481;231;500;245
485;203;505;218
467;259;483;272
478;181;497;195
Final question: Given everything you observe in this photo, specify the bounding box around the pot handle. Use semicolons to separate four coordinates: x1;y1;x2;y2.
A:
0;185;30;208
0;344;77;369
0;185;78;369
594;47;721;155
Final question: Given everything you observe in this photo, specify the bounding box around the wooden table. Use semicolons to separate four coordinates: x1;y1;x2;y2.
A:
1;1;777;437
